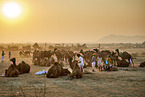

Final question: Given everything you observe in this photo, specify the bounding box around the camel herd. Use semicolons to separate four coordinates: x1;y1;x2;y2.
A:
4;48;145;79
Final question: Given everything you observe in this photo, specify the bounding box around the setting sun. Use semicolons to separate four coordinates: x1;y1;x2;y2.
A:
2;2;22;18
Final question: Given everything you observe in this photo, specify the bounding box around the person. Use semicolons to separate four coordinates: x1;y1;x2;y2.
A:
105;55;111;71
97;54;103;71
1;51;5;62
92;53;96;72
9;51;11;60
77;54;84;69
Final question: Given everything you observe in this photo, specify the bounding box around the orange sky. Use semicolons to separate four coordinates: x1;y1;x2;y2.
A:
0;0;145;43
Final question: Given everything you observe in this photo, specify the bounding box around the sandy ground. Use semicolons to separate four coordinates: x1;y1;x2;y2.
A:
0;51;145;97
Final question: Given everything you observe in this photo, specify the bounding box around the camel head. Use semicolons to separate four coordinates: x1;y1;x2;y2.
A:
93;48;99;53
54;48;57;52
10;58;16;65
80;49;83;54
115;49;119;53
54;62;59;66
22;61;25;64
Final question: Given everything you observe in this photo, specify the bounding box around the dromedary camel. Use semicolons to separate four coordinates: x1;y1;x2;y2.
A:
5;64;19;77
115;49;134;67
69;57;83;79
139;61;145;67
10;58;30;74
46;62;70;78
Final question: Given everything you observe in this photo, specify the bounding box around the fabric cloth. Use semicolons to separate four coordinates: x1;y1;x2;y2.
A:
2;56;4;61
78;56;84;68
35;70;47;75
97;57;103;67
51;54;57;62
92;62;95;70
107;57;111;63
92;56;96;62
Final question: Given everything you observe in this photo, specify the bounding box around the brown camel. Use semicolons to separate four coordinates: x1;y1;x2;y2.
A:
33;50;41;62
115;49;134;67
5;64;19;77
10;58;30;74
34;58;40;65
54;48;63;62
93;48;110;64
139;61;145;67
80;49;95;67
17;61;30;74
117;59;129;67
61;50;71;62
69;57;83;79
46;62;69;78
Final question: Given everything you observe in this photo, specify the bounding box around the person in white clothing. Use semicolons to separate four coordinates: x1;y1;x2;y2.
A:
92;53;96;72
77;54;84;69
97;54;103;71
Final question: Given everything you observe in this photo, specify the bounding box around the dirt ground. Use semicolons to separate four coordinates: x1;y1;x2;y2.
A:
0;51;145;97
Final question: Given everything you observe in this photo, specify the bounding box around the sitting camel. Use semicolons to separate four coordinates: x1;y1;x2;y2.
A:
5;64;19;77
10;58;30;74
117;59;129;67
139;61;145;67
69;57;83;79
46;62;70;78
17;61;30;74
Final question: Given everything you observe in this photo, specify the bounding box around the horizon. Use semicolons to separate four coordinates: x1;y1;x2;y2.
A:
0;34;145;44
0;0;145;43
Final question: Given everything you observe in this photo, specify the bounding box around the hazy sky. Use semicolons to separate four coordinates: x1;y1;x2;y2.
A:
0;0;145;43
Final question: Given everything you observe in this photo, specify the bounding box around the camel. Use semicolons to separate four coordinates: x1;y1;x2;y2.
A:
33;50;41;62
46;62;70;78
34;58;40;65
5;64;19;77
40;50;54;59
110;51;118;66
68;50;76;60
10;58;30;74
54;48;63;62
117;59;129;67
69;57;83;79
139;61;145;67
115;49;134;67
93;48;110;64
40;57;53;67
17;61;30;74
61;50;71;62
19;50;31;56
80;49;94;67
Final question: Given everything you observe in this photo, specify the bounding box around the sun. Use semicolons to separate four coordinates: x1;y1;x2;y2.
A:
2;2;22;18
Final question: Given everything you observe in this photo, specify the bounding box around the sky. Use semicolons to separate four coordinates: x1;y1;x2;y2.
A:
0;0;145;43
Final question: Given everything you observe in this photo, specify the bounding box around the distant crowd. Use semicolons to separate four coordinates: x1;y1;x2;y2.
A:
1;51;11;62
